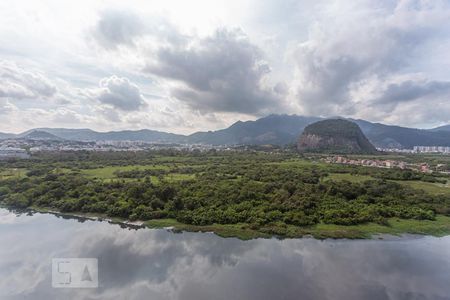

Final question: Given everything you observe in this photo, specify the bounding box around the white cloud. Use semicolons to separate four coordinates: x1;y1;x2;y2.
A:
94;75;147;111
1;0;450;132
288;0;450;125
0;60;57;100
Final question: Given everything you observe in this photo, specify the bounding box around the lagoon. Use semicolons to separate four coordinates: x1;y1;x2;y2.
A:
1;208;450;300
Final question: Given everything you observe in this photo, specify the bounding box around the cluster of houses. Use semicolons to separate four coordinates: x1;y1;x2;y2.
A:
324;156;435;173
377;146;450;155
0;138;235;160
0;146;30;159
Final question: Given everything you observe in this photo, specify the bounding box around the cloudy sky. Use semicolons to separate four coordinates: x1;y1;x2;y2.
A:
1;0;450;134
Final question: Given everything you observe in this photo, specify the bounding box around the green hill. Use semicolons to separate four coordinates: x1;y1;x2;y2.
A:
297;119;377;154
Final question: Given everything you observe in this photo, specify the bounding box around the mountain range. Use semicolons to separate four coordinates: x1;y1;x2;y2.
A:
429;125;450;132
2;114;450;149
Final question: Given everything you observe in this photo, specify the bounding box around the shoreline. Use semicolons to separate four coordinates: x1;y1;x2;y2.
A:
5;205;450;240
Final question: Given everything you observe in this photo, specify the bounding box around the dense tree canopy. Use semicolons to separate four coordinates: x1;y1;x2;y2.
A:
1;151;449;236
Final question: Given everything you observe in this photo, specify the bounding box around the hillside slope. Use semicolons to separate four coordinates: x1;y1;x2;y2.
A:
352;119;450;148
297;119;377;154
187;114;321;145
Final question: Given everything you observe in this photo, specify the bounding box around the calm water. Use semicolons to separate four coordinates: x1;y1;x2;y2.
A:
1;208;450;300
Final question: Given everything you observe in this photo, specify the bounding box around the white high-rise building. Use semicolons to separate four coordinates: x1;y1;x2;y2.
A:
413;146;450;153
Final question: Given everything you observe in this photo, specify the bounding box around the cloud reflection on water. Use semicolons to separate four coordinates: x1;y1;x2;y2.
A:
0;209;450;300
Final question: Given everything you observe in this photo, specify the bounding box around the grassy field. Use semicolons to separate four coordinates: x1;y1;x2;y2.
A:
265;158;324;167
393;180;450;196
0;168;27;180
78;164;197;184
326;172;450;195
99;176;160;183
164;173;195;181
308;215;450;238
81;165;170;179
144;215;450;240
325;173;374;183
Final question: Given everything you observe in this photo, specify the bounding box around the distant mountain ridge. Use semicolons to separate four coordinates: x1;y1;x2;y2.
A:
430;125;450;132
17;128;185;143
188;115;321;145
350;119;450;149
1;115;450;149
19;130;63;141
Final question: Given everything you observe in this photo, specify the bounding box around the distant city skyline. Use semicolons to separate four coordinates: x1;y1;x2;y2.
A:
1;0;450;134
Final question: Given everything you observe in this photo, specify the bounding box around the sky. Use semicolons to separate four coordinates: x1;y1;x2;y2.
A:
1;0;450;134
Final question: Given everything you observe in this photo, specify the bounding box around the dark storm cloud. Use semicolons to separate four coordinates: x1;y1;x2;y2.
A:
146;28;281;115
293;34;409;116
92;10;144;49
375;80;450;104
97;76;146;111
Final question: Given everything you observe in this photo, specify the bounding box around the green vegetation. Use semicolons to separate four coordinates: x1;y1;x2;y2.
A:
325;172;449;196
325;173;374;183
298;119;377;154
0;168;27;180
81;165;170;179
393;180;450;196
302;119;364;139
1;150;450;239
143;215;450;239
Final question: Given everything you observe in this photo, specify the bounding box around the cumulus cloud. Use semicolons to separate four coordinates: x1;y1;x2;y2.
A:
82;1;450;127
94;76;146;111
2;0;450;132
0;60;57;100
146;28;282;115
290;0;450;124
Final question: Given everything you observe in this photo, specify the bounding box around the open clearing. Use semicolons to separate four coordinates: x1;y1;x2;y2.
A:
327;172;450;196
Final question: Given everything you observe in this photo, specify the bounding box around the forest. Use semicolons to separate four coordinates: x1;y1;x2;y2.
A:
1;150;450;237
